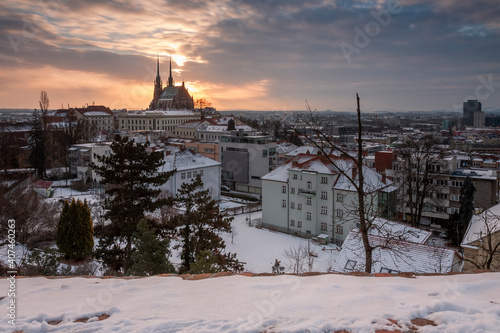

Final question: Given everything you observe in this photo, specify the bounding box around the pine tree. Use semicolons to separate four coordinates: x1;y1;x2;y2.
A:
29;110;46;179
56;199;94;260
90;136;175;272
458;176;475;244
171;175;243;273
56;200;70;252
129;219;174;276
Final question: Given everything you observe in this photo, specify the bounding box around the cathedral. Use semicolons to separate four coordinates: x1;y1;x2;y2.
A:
149;56;194;110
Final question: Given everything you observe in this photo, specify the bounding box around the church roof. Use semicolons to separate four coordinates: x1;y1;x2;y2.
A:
158;86;180;101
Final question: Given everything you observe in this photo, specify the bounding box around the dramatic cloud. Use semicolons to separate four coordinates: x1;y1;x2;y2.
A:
1;0;499;111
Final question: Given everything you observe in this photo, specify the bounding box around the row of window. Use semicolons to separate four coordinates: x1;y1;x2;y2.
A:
180;170;204;180
289;220;344;234
122;118;184;125
126;126;176;131
282;186;344;202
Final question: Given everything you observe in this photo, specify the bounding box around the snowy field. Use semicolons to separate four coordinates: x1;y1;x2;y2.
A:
220;212;340;274
1;272;499;332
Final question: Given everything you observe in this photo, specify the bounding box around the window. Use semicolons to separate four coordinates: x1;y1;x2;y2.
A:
263;150;268;157
298;203;302;210
181;173;186;179
321;176;328;184
320;222;328;231
306;212;312;220
450;194;459;201
282;185;287;194
297;221;302;228
187;172;191;178
306;197;312;205
199;170;204;176
290;219;295;226
293;174;298;180
282;200;287;208
321;206;327;215
193;171;198;177
307;181;312;189
290;202;295;209
337;193;344;202
336;224;343;234
321;191;327;200
344;259;356;271
336;209;344;218
291;187;295;194
436;193;448;200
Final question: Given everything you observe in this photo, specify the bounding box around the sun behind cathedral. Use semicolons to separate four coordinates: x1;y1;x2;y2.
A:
149;55;194;110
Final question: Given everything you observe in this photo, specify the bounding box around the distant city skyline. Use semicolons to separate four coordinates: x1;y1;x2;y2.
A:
1;0;499;111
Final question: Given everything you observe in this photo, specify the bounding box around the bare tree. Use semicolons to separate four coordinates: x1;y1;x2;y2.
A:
287;94;378;273
39;90;49;132
283;243;308;274
0;180;59;249
398;135;446;227
306;240;318;272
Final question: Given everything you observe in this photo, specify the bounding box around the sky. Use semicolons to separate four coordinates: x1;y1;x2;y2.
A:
0;0;499;112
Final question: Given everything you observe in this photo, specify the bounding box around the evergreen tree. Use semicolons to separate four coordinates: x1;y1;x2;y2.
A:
29;110;46;179
445;177;476;246
171;175;244;273
56;199;94;260
129;219;174;276
458;176;475;244
90;136;175;272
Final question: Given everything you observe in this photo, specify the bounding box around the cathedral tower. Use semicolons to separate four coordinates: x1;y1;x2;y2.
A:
150;54;163;110
167;56;174;87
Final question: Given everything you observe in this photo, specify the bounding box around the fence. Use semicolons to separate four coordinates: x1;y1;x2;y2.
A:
223;203;262;216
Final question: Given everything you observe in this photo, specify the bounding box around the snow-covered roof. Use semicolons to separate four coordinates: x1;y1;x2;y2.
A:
286;146;320;157
199;125;254;133
260;155;320;182
83;111;112;117
369;217;431;244
262;154;392;192
333;229;460;274
176;120;209;129
331;161;390;193
128;110;197;117
452;168;496;180
276;142;298;154
159;149;220;173
461;202;500;247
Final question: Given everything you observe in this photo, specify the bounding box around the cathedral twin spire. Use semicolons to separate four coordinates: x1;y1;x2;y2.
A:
156;54;174;87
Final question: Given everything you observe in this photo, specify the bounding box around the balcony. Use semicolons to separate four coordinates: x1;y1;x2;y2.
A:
298;189;316;196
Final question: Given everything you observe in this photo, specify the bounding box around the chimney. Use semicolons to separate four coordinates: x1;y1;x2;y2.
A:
352;166;358;179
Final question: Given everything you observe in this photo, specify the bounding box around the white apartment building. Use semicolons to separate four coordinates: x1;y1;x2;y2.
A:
261;153;393;245
69;142;112;182
157;148;222;200
219;130;277;194
118;110;200;133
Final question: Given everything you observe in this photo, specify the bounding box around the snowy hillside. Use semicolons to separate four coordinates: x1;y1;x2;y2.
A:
1;272;499;332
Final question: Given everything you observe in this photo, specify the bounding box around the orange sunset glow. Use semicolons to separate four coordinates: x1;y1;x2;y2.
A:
1;0;499;111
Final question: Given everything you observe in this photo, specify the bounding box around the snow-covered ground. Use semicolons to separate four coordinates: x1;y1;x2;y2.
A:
1;272;499;332
220;212;340;273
